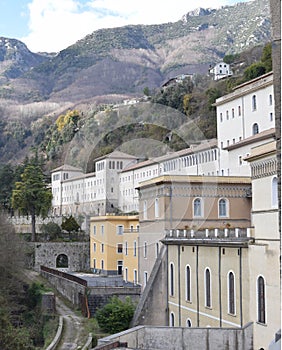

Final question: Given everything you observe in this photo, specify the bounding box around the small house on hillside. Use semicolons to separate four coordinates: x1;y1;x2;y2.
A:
161;74;193;90
209;62;233;80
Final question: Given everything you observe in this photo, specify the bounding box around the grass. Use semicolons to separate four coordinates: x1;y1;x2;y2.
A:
41;315;59;349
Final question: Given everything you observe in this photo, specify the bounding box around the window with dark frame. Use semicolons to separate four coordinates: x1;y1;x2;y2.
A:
228;272;235;315
205;268;211;307
258;276;266;324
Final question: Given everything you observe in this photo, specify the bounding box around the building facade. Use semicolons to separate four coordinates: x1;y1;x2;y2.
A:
209;62;233;80
89;215;139;282
215;71;275;176
137;175;252;289
159;139;279;349
51;73;275;218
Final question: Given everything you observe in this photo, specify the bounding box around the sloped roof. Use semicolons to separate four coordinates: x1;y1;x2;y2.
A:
51;164;83;173
224;128;275;151
122;139;218;172
94;150;138;162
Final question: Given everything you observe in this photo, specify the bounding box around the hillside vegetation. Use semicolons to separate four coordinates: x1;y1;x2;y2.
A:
0;43;272;176
0;0;271;103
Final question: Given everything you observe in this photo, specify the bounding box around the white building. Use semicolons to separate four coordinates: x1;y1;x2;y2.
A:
51;151;137;217
209;62;233;80
215;71;275;176
51;72;275;219
118;139;219;213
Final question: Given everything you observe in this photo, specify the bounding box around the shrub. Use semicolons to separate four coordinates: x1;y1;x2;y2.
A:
40;222;62;241
95;296;135;334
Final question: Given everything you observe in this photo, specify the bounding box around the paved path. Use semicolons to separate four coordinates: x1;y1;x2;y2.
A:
56;297;85;349
23;269;88;350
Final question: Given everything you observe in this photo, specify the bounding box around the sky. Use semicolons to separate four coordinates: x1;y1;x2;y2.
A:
0;0;250;53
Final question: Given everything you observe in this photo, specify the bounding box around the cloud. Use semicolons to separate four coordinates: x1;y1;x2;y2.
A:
21;0;247;53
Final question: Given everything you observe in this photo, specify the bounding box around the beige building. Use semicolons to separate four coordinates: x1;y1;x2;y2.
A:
137;175;252;289
89;215;139;282
157;140;279;349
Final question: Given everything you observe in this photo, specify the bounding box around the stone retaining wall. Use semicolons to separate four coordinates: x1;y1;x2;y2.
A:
33;242;90;271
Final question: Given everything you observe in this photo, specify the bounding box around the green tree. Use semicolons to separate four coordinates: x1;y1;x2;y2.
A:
0;164;15;211
143;86;150;96
40;222;62;241
12;163;52;241
96;296;135;334
206;87;222;111
261;42;272;72
223;53;239;64
243;62;266;81
61;215;80;234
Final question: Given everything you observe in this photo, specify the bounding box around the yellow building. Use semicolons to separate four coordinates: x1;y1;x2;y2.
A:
90;215;139;283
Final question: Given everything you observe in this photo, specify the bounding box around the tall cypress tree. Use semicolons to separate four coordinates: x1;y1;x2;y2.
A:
12;162;52;242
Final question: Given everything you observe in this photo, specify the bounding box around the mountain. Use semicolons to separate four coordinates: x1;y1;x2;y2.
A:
0;0;271;104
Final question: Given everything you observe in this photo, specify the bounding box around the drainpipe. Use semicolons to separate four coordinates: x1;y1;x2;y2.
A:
196;245;199;327
239;247;243;327
178;245;181;326
219;247;222;327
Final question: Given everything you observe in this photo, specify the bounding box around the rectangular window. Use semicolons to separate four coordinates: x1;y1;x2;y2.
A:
143;201;147;220
134;270;138;284
117;243;123;253
133;241;137;256
117;225;124;235
144;241;147;258
101;243;104;253
144;271;148;286
93;243;96;252
101;225;104;235
270;112;273;121
155;198;159;218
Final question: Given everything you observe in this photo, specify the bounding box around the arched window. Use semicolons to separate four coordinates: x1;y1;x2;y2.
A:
170;263;175;296
218;198;228;217
272;177;278;207
186;318;192;327
56;254;68;268
186;265;191;301
257;276;266;324
170;312;175;326
155;198;159;218
228;271;236;315
193;198;202;217
205;268;211;308
253;123;259;135
252;95;257;111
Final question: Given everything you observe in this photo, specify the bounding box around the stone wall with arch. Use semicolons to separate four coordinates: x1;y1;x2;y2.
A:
32;242;90;272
